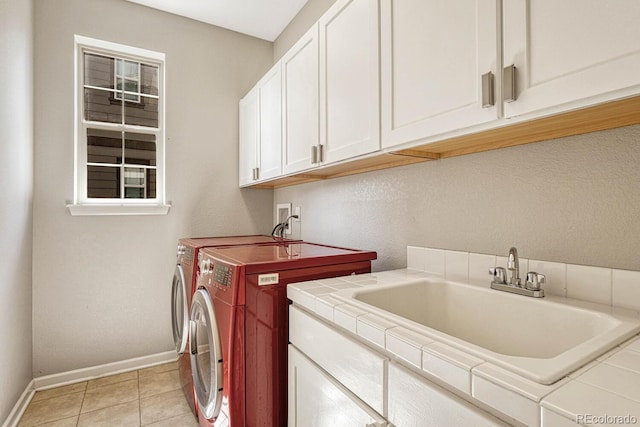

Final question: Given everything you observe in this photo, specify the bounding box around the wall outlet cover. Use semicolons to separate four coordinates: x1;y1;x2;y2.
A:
276;203;292;235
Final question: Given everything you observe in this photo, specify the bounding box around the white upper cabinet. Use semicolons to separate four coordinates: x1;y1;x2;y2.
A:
282;24;319;175
258;66;282;181
319;0;381;164
381;0;499;149
239;87;259;187
241;0;640;187
503;0;640;118
239;64;282;186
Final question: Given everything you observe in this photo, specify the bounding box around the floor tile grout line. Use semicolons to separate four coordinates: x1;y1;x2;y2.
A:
29;384;87;405
76;396;141;416
86;371;140;391
27;414;79;427
19;389;86;427
77;385;87;425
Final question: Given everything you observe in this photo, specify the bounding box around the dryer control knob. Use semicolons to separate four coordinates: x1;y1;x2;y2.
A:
176;244;186;257
200;258;212;275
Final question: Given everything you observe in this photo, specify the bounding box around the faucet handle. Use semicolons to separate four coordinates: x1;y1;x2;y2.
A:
507;248;518;270
489;267;507;284
526;272;546;291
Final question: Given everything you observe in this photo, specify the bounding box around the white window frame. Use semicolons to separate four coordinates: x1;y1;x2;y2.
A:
68;35;170;216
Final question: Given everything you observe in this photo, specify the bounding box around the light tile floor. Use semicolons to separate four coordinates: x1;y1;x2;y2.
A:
18;362;199;427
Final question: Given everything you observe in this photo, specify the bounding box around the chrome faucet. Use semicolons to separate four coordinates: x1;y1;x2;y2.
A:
489;246;545;298
507;246;520;286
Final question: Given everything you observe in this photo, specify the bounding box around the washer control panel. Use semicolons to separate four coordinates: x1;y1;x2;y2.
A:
198;256;234;290
212;263;233;288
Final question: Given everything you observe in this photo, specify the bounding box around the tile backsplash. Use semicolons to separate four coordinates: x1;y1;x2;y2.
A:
407;246;640;312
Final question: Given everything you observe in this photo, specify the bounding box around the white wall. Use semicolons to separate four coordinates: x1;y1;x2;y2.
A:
273;0;640;273
276;126;640;271
0;0;34;420
273;0;337;61
32;0;274;376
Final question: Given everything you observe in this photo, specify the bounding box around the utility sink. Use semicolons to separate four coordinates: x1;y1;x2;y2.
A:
334;278;640;385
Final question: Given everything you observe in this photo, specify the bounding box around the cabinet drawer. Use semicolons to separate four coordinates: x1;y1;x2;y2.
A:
289;305;387;415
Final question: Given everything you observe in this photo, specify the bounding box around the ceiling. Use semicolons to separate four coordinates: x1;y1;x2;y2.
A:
125;0;309;42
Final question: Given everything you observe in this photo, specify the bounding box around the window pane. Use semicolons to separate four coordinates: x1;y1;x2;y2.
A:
125;132;156;165
123;60;139;79
124;167;145;186
125;187;145;199
124;79;138;93
87;129;122;164
146;169;156;199
84;54;114;89
84;87;122;124
87;165;120;198
123;79;140;102
124;96;158;127
141;64;159;96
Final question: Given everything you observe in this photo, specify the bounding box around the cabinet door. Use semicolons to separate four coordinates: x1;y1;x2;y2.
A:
388;363;506;427
289;305;386;415
239;88;258;187
282;24;319;175
288;345;387;427
319;0;380;164
381;0;498;149
258;65;282;181
503;0;640;118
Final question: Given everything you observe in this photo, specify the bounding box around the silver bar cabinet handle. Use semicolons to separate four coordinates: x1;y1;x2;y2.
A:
503;64;517;103
481;71;495;108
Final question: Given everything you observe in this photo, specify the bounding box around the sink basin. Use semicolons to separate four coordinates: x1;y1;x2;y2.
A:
334;279;640;384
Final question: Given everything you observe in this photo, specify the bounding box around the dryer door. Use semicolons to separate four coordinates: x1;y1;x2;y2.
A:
190;289;224;421
171;265;188;354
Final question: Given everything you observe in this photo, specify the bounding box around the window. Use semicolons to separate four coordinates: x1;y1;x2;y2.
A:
70;36;168;215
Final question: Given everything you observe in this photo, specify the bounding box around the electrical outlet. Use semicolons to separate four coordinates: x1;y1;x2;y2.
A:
294;206;301;222
276;203;292;235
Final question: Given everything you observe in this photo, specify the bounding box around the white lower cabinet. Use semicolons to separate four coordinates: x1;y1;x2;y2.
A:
289;305;506;427
288;345;387;427
541;408;579;427
289;305;386;414
388;363;506;427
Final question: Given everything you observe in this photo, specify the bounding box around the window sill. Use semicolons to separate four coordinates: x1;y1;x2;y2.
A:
67;203;171;216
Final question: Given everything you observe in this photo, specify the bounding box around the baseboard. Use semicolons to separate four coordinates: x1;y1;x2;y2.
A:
2;380;35;427
33;350;177;390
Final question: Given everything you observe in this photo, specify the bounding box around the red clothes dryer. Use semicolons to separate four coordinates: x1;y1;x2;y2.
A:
189;242;377;427
171;236;298;417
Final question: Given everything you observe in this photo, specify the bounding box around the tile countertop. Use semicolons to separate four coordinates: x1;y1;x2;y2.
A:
287;269;640;427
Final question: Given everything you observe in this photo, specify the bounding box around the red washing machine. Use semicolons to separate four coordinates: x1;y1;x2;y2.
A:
171;236;299;417
189;242;377;426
